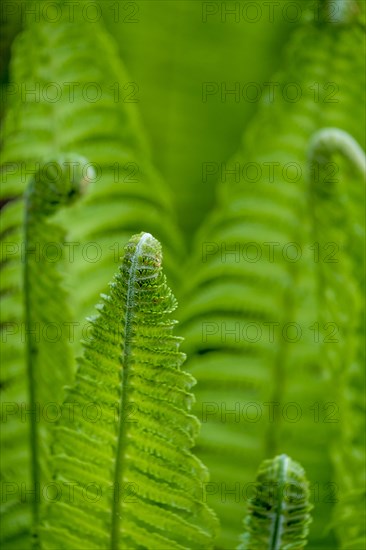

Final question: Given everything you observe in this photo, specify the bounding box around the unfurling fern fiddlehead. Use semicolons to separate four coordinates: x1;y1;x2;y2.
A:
24;156;93;525
39;232;218;550
308;128;366;179
238;455;312;550
1;156;92;548
307;129;366;548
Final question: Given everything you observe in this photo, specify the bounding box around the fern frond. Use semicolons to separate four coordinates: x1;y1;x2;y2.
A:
238;454;312;550
39;232;218;549
1;0;184;332
179;8;364;548
98;0;298;235
0;156;90;547
307;129;366;548
24;156;92;515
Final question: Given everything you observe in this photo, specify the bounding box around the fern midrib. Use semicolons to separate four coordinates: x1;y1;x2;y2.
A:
111;232;151;550
23;205;40;527
269;454;287;550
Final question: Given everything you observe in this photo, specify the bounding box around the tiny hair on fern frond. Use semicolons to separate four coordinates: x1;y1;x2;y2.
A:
24;155;92;529
39;232;218;550
238;454;312;550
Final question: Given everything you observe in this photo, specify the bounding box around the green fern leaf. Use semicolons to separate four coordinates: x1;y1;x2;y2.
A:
39;232;218;549
99;0;297;235
1;156;91;547
178;6;365;548
238;455;312;550
307;128;366;549
1;1;184;333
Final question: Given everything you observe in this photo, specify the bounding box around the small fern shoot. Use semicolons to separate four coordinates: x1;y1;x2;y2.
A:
0;156;91;548
40;232;218;549
24;156;92;525
307;129;366;548
238;454;312;550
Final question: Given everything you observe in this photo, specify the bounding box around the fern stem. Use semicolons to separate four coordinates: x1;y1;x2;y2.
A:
24;207;41;528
